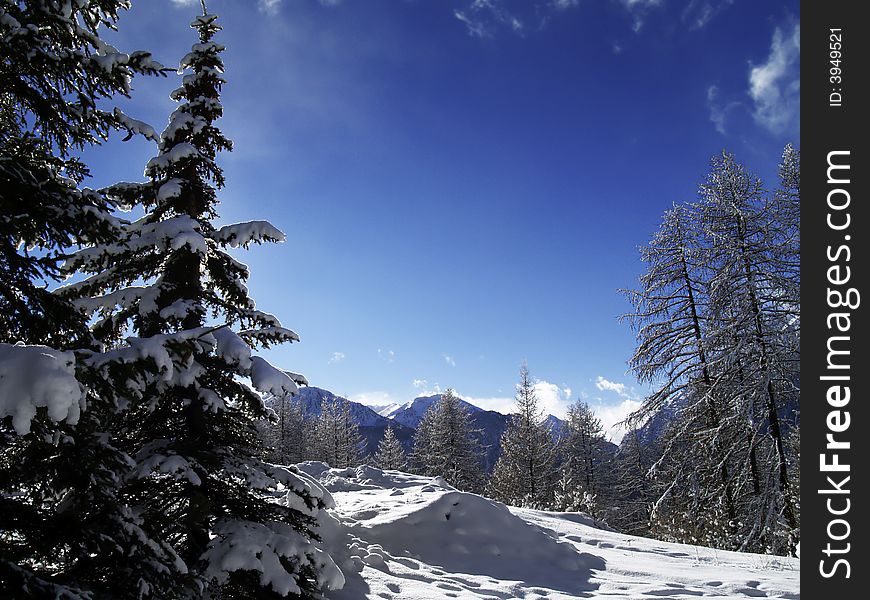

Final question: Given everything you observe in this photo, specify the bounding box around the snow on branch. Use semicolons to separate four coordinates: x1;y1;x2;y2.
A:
250;357;298;398
114;108;158;142
0;343;84;435
203;519;344;596
213;221;285;249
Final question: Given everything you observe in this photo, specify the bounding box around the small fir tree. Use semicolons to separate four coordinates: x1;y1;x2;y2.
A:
374;425;407;471
487;365;558;509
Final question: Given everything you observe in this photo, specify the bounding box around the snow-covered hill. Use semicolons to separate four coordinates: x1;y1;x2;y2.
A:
297;463;799;600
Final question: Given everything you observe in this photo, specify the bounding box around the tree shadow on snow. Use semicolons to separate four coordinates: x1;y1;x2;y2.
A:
364;492;606;596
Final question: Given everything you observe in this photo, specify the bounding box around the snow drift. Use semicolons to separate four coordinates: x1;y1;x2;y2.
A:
297;463;800;600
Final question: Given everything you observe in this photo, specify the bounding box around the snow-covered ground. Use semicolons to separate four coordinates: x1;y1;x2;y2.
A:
297;463;799;600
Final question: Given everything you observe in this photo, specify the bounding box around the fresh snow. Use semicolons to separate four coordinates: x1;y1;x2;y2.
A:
295;463;799;600
0;343;84;434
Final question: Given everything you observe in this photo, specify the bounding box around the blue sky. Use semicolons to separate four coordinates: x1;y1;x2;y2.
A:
84;0;799;441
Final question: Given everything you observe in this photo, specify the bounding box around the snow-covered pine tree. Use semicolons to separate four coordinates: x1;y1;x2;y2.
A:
313;397;364;469
373;425;407;471
411;389;484;492
557;400;606;516
487;366;558;509
0;3;186;597
59;11;342;597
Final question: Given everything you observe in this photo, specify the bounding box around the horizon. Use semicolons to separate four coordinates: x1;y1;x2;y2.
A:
82;0;799;447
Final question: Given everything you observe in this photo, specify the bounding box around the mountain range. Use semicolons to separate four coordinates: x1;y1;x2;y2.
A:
289;387;576;472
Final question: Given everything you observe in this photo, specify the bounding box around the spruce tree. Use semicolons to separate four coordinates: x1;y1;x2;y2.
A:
60;11;342;597
411;390;484;492
488;366;557;509
373;425;407;471
1;3;183;597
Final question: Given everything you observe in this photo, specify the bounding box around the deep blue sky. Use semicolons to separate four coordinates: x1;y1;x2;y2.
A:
84;0;799;441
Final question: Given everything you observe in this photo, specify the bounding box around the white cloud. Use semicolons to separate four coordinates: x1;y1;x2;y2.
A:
350;391;396;407
594;376;642;402
443;355;456;367
377;349;395;363
328;351;345;364
412;379;428;389
456;379;572;417
531;380;574;418
458;394;515;413
258;0;282;15
748;22;800;135
591;398;643;444
595;376;626;396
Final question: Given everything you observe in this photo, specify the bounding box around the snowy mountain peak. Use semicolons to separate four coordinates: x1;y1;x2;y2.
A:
385;393;483;429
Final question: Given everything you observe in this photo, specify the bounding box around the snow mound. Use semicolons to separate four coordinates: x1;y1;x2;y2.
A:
362;490;603;592
303;464;799;600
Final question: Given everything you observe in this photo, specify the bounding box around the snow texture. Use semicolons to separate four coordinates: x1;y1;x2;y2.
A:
214;221;286;248
0;343;83;435
293;463;800;600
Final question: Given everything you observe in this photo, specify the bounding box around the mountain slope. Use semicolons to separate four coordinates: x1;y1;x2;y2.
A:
383;394;483;429
290;387;416;454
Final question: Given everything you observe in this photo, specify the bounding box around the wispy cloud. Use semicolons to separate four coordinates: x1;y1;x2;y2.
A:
169;0;285;17
328;351;345;364
454;0;578;38
258;0;282;15
618;0;663;32
377;348;395;363
412;378;428;389
748;21;800;136
705;84;745;135
454;0;525;39
681;0;734;30
443;354;456;367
